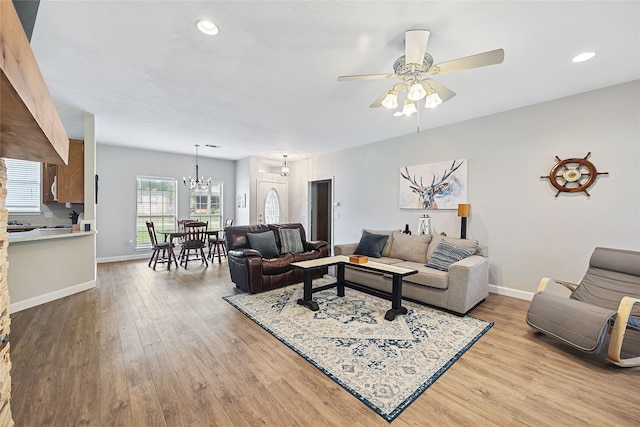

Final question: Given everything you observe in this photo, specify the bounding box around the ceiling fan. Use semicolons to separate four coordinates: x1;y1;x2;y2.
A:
337;30;504;116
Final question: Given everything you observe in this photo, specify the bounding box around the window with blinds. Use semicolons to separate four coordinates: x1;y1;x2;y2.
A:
189;182;223;229
136;176;177;249
3;158;41;213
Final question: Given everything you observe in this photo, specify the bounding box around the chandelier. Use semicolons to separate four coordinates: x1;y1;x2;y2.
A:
183;144;212;191
280;154;290;177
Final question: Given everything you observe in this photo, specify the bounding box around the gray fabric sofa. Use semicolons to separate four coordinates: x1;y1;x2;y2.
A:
333;229;489;315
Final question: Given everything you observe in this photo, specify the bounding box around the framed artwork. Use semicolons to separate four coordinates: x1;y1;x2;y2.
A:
237;193;246;208
400;159;468;210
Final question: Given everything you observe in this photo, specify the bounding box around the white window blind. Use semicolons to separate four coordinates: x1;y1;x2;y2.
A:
3;158;41;213
136;176;177;249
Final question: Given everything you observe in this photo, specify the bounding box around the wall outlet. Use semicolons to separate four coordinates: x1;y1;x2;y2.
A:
44;212;53;218
128;240;133;246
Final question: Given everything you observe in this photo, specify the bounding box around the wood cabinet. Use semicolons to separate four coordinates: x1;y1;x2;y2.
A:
43;139;84;204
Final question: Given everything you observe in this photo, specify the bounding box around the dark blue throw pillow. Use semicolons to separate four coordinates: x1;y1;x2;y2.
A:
247;231;280;259
354;230;389;258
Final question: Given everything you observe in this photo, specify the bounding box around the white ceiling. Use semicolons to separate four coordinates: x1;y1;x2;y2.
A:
30;1;640;162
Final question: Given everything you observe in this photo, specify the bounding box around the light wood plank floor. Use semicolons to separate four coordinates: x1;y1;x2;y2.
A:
10;260;640;426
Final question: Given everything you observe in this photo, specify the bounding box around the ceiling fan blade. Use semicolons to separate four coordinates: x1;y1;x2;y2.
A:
369;90;391;108
422;79;456;102
429;48;504;75
405;29;430;66
337;73;396;81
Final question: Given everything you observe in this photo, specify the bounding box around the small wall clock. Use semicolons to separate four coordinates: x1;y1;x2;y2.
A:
540;152;608;197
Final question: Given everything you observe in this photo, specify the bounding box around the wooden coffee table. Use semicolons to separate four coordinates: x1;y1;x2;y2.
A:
291;255;418;321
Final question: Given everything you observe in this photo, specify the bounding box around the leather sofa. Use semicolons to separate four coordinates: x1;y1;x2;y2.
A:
334;230;489;314
226;223;329;293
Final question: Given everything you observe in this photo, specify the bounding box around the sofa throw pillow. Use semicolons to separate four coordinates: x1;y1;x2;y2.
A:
279;228;304;254
426;233;479;261
363;229;400;257
354;230;389;258
390;232;431;263
425;239;477;271
247;231;280;259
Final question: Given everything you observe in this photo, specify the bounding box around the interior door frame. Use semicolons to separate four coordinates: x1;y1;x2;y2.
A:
308;177;334;253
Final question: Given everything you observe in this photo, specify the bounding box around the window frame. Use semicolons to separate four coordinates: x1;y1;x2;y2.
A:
136;176;178;249
189;181;223;230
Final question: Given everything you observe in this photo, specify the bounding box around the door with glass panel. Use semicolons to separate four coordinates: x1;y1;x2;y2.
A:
257;181;287;224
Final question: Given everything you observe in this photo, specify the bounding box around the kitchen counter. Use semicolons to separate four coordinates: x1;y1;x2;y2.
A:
8;228;95;244
7;228;97;313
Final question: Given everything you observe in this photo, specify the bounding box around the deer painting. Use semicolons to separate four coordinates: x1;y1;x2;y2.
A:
400;160;465;209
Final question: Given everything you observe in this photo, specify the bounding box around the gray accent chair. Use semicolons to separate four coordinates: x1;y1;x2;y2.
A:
526;247;640;367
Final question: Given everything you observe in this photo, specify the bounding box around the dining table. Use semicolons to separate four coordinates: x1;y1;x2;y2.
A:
160;229;224;265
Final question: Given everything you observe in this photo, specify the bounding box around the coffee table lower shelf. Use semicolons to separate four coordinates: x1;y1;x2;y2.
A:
292;255;417;321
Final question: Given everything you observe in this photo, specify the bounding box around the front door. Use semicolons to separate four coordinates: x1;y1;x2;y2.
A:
257;180;287;224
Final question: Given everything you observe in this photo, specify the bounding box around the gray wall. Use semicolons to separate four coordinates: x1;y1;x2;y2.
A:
294;80;639;297
96;144;236;261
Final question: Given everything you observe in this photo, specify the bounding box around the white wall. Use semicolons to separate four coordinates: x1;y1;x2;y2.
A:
96;144;236;261
235;157;251;225
294;80;639;295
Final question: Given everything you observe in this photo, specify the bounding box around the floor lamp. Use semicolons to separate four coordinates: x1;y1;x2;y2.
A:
458;204;471;239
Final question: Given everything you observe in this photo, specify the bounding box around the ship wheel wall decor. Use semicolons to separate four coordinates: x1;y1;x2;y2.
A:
540;152;608;197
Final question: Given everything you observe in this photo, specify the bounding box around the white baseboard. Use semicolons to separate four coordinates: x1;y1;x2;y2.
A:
489;284;534;301
9;280;96;314
97;253;150;264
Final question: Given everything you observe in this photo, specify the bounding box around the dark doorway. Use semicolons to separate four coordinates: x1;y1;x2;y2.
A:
309;179;332;248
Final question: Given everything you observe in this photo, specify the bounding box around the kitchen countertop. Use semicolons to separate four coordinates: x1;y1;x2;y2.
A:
8;228;96;244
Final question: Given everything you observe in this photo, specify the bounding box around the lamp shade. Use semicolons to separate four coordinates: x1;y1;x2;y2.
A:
424;92;442;109
457;203;471;217
381;92;398;109
407;83;427;101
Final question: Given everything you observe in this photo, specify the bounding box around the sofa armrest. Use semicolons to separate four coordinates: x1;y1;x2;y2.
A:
228;248;262;258
446;255;490;313
228;249;264;293
306;240;328;251
334;243;358;256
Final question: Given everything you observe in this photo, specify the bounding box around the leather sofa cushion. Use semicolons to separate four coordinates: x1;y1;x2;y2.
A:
262;254;295;275
226;224;270;250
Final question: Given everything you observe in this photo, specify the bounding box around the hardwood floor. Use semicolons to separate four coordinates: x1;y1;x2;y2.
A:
10;260;640;426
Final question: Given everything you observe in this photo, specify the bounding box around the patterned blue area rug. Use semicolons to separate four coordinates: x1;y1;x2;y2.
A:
223;278;493;422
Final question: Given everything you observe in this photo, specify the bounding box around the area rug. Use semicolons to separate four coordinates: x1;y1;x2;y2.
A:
223;278;493;421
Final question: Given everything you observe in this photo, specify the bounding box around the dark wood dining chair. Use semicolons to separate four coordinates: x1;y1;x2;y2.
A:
146;221;178;270
176;219;195;262
209;218;233;263
181;221;208;269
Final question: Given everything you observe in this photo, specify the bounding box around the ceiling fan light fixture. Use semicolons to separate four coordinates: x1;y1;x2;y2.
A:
424;92;443;109
572;51;596;63
196;19;219;35
407;82;427;101
399;99;417;116
381;92;398;109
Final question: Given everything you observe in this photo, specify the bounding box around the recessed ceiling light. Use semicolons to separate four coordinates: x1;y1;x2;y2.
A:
196;19;219;35
572;51;596;63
